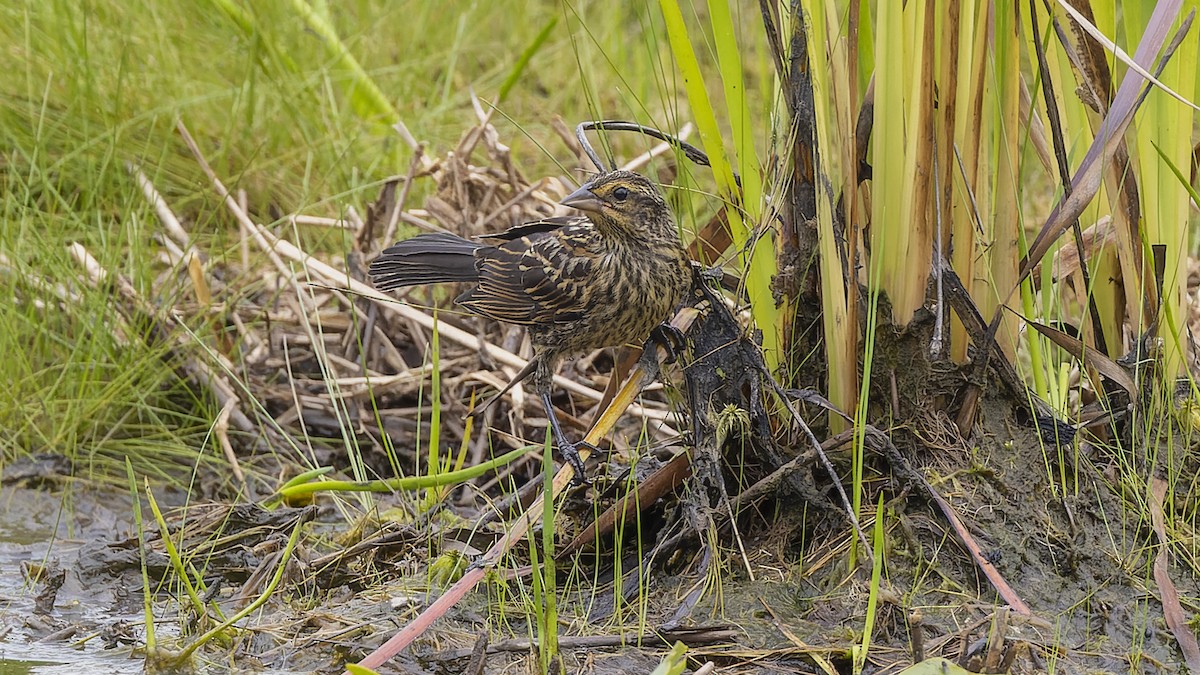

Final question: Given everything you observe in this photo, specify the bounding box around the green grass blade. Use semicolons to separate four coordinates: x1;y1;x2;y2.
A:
175;513;306;664
707;0;762;211
540;426;558;672
145;483;206;617
201;0;300;74
659;0;779;368
286;0;399;123
855;493;886;673
429;312;442;478
125;459;155;652
499;17;557;104
276;445;533;500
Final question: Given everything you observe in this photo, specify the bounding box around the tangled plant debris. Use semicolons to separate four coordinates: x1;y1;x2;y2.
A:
22;116;1198;673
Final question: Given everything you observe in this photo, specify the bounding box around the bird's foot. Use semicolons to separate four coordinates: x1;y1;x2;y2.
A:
641;323;688;377
691;260;726;283
559;439;597;487
540;390;594;487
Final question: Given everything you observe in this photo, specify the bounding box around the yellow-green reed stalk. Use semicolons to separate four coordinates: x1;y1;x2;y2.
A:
1081;1;1154;342
934;0;961;282
203;0;300;74
1126;3;1198;382
707;0;763;207
871;0;935;329
949;0;989;364
287;0;400;123
991;0;1033;371
1022;47;1092;423
1151;146;1200;493
903;0;937;324
856;0;874;93
994;0;1049;399
858;0;938;536
659;0;779;369
1034;4;1122;362
856;0;905;546
804;0;859;431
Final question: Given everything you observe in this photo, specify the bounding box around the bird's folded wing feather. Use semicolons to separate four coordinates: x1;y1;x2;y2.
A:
368;232;482;289
475;215;582;243
459;225;599;326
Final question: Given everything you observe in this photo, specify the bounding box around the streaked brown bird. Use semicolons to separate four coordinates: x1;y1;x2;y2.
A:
369;170;691;482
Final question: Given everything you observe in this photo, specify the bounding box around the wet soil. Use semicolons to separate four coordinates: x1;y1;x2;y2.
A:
4;160;1195;672
0;481;144;674
5;336;1197;674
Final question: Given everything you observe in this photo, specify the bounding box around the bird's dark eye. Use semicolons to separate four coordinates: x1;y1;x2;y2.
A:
612;186;630;202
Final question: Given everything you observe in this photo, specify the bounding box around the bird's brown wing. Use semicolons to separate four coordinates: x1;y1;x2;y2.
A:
458;224;599;326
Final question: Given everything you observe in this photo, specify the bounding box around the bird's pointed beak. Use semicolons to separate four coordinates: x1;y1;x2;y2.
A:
561;185;604;213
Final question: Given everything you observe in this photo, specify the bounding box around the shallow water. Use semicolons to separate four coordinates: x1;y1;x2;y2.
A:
0;485;143;675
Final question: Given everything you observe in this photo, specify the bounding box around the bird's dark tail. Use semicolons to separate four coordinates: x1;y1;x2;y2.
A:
369;232;482;291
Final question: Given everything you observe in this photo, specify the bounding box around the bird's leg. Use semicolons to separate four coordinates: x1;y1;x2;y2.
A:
638;322;688;378
540;392;595;486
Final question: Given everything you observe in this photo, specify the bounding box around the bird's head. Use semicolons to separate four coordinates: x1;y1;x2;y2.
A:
561;170;678;244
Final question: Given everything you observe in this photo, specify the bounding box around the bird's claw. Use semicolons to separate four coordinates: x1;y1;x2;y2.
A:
559;440;597;487
644;322;688;367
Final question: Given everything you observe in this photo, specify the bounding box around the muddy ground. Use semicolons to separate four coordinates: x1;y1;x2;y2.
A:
2;124;1196;674
1;357;1194;674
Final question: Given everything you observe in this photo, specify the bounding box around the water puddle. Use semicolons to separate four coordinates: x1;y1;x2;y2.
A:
0;484;143;674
